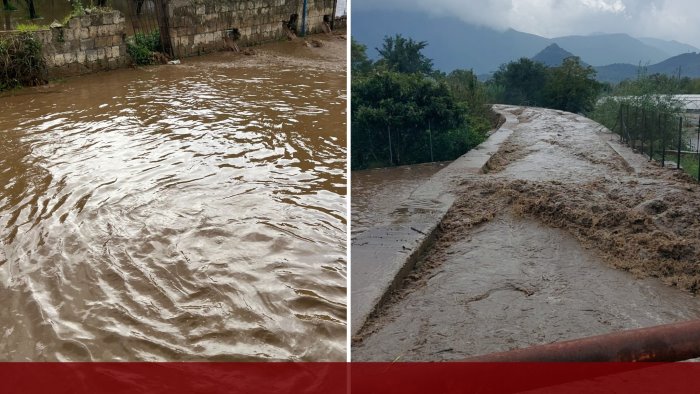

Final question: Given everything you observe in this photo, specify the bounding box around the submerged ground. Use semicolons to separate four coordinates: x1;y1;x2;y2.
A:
0;34;347;361
353;105;700;361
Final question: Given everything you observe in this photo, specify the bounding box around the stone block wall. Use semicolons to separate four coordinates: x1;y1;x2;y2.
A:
167;0;336;58
33;10;128;78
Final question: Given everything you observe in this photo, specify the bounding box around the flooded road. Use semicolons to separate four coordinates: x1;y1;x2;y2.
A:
354;105;700;361
0;37;347;361
351;162;448;236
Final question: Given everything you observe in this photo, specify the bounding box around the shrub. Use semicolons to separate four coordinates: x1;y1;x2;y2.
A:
126;30;162;65
0;32;47;90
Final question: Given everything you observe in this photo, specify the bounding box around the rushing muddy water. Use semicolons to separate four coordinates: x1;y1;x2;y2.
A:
0;38;347;361
351;162;448;236
353;106;700;361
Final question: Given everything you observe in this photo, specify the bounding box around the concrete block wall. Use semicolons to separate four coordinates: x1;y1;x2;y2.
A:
33;10;128;78
167;0;336;58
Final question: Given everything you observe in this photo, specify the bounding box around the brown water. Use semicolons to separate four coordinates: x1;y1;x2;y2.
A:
0;39;347;361
351;162;448;236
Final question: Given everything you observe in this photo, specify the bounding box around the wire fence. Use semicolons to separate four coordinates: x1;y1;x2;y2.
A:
612;103;700;181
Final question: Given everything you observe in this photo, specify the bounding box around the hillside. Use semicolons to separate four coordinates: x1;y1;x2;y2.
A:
595;53;700;83
532;44;583;67
552;33;669;66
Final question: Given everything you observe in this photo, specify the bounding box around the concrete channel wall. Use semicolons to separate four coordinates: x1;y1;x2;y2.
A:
351;107;518;336
167;0;335;57
4;1;338;79
0;10;129;78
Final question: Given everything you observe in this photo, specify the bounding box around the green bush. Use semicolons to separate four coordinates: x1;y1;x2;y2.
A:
0;32;47;91
126;30;162;65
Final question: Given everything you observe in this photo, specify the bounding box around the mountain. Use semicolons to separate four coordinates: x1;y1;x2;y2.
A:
637;37;699;56
551;34;669;66
532;44;581;67
351;9;549;74
594;53;700;83
650;52;700;76
352;9;698;75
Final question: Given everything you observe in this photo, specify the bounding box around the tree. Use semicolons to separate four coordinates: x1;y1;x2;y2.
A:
351;37;373;76
24;0;37;19
491;58;548;106
374;34;433;75
352;71;474;169
542;57;601;113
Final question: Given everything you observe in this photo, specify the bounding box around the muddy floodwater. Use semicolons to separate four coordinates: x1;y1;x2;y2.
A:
353;106;700;361
351;162;448;236
0;37;347;361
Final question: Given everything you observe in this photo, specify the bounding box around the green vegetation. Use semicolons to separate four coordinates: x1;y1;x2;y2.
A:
69;0;86;19
15;23;46;32
590;70;700;179
0;32;47;91
3;0;17;11
590;69;684;133
352;33;700;179
126;30;162;66
374;35;433;75
351;35;494;170
489;56;602;113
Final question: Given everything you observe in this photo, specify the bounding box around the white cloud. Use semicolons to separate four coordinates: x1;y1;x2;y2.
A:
581;0;626;13
353;0;700;48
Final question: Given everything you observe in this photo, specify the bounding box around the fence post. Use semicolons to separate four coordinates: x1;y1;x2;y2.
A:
648;111;653;161
387;124;393;166
618;104;623;142
625;104;631;146
632;107;637;149
428;120;434;162
661;113;666;167
697;118;700;181
640;108;647;155
677;116;683;170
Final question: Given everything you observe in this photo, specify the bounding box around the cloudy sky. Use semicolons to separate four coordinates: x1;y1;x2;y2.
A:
353;0;700;48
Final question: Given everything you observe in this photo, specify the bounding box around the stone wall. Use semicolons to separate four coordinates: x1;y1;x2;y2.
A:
0;1;339;79
32;10;128;78
167;0;336;58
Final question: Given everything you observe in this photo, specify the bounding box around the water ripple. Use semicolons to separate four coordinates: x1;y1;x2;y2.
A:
0;52;346;361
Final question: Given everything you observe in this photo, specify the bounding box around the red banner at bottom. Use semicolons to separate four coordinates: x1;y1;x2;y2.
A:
2;362;700;393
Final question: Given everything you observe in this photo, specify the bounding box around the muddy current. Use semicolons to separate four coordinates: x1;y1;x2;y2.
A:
353;105;700;361
0;38;347;361
351;162;448;237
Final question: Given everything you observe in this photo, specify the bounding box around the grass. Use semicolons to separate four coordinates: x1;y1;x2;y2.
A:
680;153;700;181
15;23;46;32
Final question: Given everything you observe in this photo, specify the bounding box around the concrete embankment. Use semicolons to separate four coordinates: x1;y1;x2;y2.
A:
350;108;516;336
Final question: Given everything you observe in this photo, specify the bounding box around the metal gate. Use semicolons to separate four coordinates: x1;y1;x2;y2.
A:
123;0;173;58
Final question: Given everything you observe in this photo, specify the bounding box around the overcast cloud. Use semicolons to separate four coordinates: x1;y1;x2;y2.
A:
353;0;700;48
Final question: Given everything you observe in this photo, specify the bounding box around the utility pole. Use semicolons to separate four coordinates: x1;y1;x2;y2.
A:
300;0;307;36
331;0;337;30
